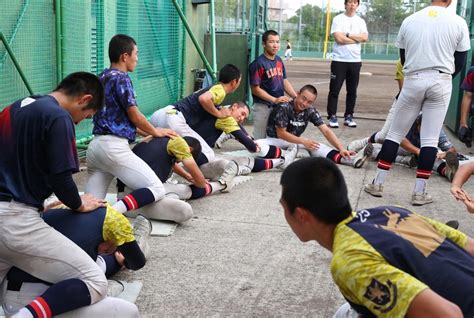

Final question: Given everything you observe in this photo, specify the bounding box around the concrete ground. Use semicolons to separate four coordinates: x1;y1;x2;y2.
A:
74;60;474;317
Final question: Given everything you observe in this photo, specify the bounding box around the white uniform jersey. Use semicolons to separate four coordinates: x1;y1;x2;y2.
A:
331;13;368;62
397;6;470;75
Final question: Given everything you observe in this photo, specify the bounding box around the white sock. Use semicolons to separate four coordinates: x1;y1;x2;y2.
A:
209;181;225;193
374;168;388;185
112;200;127;213
414;178;427;193
13;308;34;318
339;156;353;166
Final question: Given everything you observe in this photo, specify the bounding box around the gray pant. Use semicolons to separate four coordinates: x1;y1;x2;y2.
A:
0;201;108;309
252;102;273;140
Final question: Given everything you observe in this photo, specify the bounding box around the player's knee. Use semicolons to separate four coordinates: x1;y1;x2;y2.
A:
149;184;166;202
86;272;108;304
173;200;194;223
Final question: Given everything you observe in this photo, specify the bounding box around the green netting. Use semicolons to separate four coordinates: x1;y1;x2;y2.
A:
1;0;186;141
0;0;56;108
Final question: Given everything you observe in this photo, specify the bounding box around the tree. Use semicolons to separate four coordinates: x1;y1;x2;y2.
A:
287;4;340;42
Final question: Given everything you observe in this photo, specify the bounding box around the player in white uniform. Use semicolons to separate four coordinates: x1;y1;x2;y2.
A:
364;0;470;205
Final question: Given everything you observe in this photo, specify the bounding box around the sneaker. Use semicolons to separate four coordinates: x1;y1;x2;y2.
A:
132;215;152;260
397;155;417;168
364;183;383;197
215;132;234;149
445;220;459;230
217;160;239;192
411;192;433;206
408;156;418;168
107;279;125;297
352;143;374;168
344;115;357;128
281;144;298;170
328;115;339;128
347;137;369;153
445;151;459;182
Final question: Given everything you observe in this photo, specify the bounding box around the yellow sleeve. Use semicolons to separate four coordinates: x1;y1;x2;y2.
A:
331;226;427;317
167;136;193;161
103;205;135;246
215;117;240;134
420;215;467;248
209;84;226;105
394;60;404;81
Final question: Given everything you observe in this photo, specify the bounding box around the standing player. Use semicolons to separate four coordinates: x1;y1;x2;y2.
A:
0;72;110;317
281;157;474;317
86;34;178;214
364;0;470;205
284;40;293;60
249;29;297;139
458;66;474;145
259;84;373;168
326;0;368;128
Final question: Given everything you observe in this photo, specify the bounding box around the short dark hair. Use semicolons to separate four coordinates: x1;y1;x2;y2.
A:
300;84;318;96
345;0;360;5
54;72;104;110
232;101;249;111
262;30;279;43
108;34;137;63
280;157;352;224
183;136;202;161
218;64;241;84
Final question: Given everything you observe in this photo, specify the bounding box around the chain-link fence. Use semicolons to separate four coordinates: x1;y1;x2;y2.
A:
1;0;186;140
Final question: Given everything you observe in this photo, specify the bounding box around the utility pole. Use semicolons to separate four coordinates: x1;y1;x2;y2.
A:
298;0;303;38
279;0;283;35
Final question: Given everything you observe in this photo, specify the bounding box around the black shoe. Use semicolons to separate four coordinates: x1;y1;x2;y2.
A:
445;220;459;230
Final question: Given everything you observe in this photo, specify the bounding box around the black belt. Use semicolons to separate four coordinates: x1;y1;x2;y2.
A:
7;280;22;291
0;194;12;202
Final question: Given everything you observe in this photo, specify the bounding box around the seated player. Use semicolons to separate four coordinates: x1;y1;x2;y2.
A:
452;161;474;213
259;84;373;168
2;206;150;317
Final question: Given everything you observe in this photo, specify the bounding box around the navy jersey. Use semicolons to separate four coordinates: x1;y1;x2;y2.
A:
266;101;324;138
332;206;474;317
93;68;137;142
0;95;79;208
173;84;226;128
405;116;452;151
249;54;287;106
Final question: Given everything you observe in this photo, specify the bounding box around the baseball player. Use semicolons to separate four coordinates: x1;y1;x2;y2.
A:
365;0;470;205
86;34;177;215
458;66;474;146
2;206;149;317
249;29;297;139
0;72;109;317
258;84;373;168
150;64;241;165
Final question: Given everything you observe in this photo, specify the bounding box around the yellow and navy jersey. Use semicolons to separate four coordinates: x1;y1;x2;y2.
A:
132;136;192;182
331;205;474;317
103;205;135;246
394;60;404;81
173;84;226;127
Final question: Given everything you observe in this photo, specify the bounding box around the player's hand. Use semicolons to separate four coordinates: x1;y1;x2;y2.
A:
155;127;178;138
436;152;446;160
217;108;232;118
114;251;126;268
339;149;353;159
274;96;290;104
463;200;474;214
302;139;319;151
451;186;472;202
255;143;261;153
98;241;117;254
77;193;107;213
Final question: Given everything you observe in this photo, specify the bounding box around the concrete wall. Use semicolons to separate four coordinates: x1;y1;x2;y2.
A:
183;2;209;97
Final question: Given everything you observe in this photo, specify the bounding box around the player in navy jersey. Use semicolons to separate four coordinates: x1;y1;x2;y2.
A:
0;72;112;317
281;157;474;317
2;206;149;317
249;29;297;140
86;34;178;216
458;66;474;145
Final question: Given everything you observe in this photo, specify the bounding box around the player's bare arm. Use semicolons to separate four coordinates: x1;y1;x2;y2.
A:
181;158;207;188
400;138;420;156
406;288;462;318
251;85;289;104
198;91;231;118
319;124;348;156
276;127;319;151
283;79;297;98
127;105;177;138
